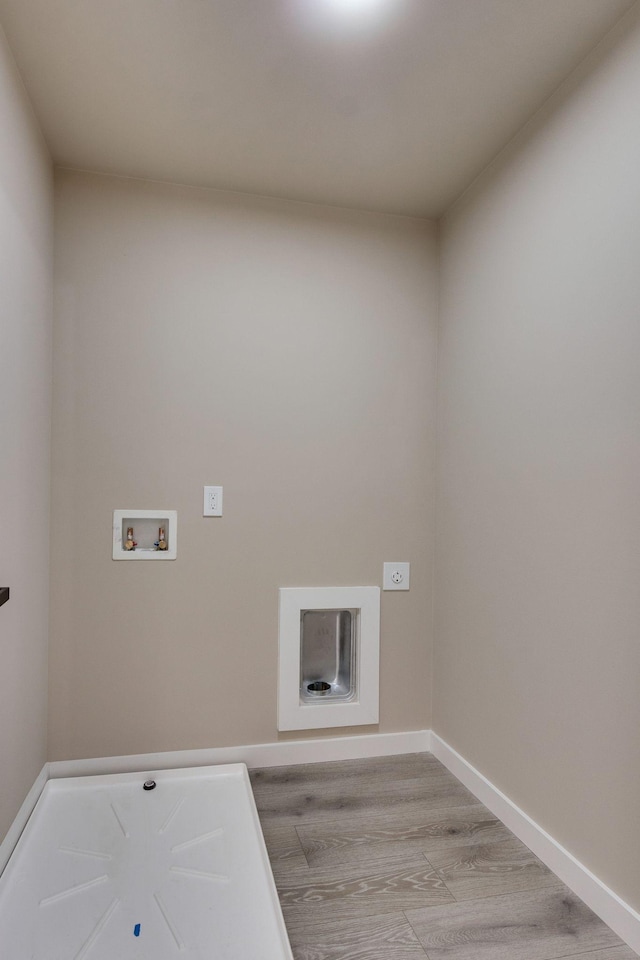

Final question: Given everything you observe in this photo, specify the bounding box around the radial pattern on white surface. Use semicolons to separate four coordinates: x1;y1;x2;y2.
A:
0;764;292;959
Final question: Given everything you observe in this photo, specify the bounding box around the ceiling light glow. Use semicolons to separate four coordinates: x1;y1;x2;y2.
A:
324;0;391;13
300;0;399;31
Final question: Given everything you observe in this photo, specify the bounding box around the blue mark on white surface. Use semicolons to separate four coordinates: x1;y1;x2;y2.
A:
134;923;141;937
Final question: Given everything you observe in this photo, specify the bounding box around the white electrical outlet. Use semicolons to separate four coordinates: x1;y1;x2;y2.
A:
383;562;410;591
203;485;223;517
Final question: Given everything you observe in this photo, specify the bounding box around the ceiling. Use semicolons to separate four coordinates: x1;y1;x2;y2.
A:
0;0;634;217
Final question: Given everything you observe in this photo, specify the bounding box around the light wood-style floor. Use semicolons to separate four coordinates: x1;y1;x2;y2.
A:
250;753;637;960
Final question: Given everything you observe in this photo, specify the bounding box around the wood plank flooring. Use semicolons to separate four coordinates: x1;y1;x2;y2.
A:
250;753;638;960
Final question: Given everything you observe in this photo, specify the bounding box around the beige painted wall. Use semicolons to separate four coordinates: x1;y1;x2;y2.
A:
50;170;437;761
436;4;640;912
0;26;52;839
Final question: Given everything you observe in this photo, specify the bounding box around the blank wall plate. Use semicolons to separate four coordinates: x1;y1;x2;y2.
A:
383;562;410;590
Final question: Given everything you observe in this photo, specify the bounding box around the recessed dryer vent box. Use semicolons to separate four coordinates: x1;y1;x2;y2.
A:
113;510;177;560
278;586;380;731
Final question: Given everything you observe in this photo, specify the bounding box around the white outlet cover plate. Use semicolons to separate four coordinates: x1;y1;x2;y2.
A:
383;562;410;591
203;485;223;517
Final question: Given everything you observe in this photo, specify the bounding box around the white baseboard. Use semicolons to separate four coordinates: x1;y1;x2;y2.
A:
431;732;640;956
48;729;432;780
0;764;48;878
